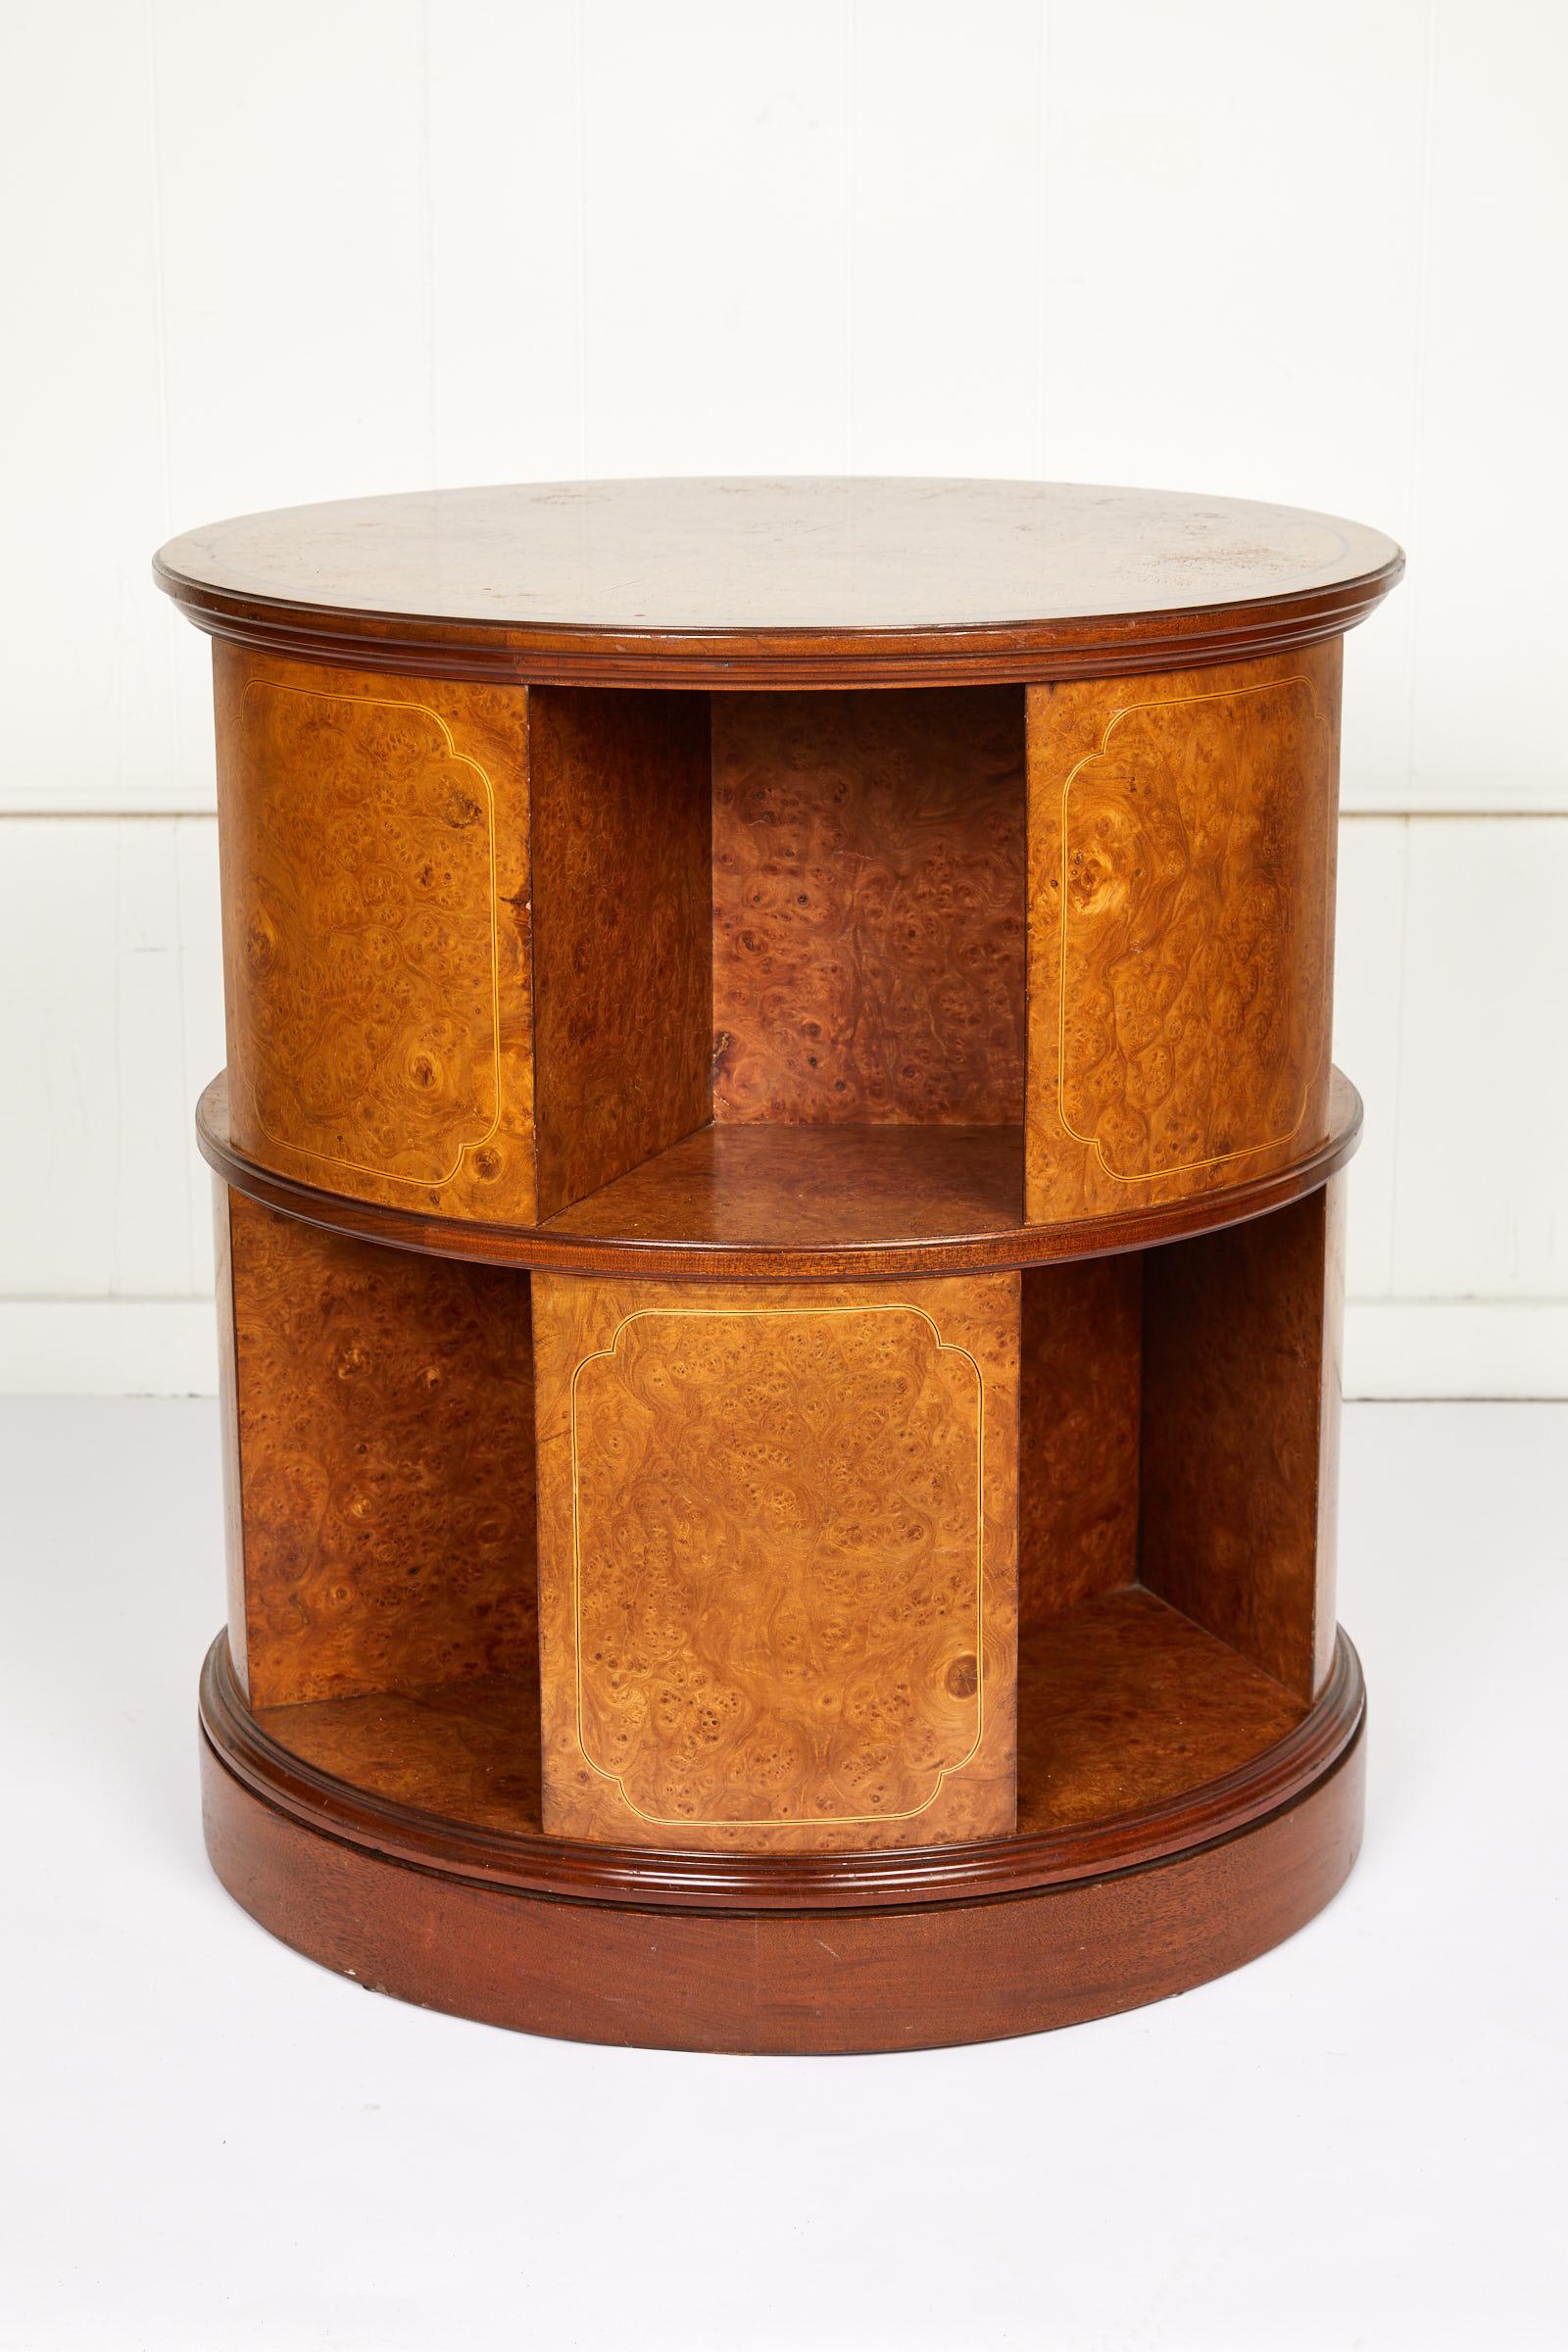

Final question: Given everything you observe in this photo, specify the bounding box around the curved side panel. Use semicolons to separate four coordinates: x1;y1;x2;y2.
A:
1026;641;1342;1222
214;644;537;1223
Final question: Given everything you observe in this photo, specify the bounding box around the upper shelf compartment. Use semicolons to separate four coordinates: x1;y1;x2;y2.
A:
711;685;1026;1128
163;479;1395;1257
201;658;1043;1233
197;651;1349;1249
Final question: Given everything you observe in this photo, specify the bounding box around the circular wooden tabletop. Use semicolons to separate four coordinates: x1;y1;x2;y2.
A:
154;477;1402;687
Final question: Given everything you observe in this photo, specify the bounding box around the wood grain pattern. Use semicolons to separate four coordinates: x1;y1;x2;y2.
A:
545;1121;1025;1247
213;1180;249;1699
1140;1176;1345;1701
1018;1256;1143;1625
227;1191;537;1708
712;688;1025;1124
156;477;1402;689
532;1271;1019;1849
1014;1589;1304;1831
214;644;536;1223
1313;1177;1347;1696
1025;641;1342;1221
256;1673;541;1835
529;688;711;1216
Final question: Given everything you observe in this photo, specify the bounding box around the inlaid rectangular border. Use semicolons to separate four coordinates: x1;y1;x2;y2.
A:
1055;673;1323;1184
566;1301;988;1831
231;676;504;1191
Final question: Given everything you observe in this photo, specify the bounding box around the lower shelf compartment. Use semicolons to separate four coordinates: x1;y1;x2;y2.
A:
252;1586;1307;1846
1014;1589;1305;1833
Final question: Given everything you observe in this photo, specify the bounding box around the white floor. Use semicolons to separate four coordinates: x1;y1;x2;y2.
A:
2;1401;1564;2352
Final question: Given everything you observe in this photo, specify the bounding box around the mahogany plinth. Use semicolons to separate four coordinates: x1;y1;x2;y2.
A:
199;1619;1365;2054
157;477;1400;2052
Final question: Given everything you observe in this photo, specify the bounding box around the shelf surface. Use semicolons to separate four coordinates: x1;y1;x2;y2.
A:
252;1587;1306;1846
197;1070;1361;1276
546;1121;1024;1248
154;477;1402;686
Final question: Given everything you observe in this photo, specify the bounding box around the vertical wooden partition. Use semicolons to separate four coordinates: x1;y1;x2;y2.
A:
216;1188;537;1711
529;687;711;1217
1017;1256;1143;1625
1140;1179;1346;1701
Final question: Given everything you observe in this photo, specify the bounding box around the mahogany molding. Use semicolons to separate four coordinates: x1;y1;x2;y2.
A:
199;1625;1363;1914
154;570;1400;689
195;1070;1362;1281
153;477;1403;690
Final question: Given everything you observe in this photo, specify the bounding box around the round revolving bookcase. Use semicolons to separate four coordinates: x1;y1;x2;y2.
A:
156;478;1402;2054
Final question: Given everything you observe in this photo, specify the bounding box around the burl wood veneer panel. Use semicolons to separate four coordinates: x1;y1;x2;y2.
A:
213;1182;249;1697
1140;1177;1345;1701
533;1271;1020;1849
544;1122;1025;1248
529;688;711;1219
1025;641;1341;1221
258;1673;542;1835
226;1190;537;1708
214;644;536;1222
1018;1256;1142;1627
1014;1589;1305;1832
711;688;1026;1124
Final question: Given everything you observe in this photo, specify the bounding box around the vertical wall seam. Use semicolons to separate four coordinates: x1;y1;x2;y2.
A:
416;0;439;484
1385;812;1416;1295
1034;0;1050;474
843;0;857;471
143;0;180;802
572;0;590;477
111;824;126;1298
173;819;199;1295
1402;0;1440;799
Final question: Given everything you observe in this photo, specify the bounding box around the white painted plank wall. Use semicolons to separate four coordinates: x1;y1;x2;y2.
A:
1;0;1563;1394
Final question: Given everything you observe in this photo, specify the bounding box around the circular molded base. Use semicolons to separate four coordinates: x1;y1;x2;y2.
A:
198;1641;1365;2055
